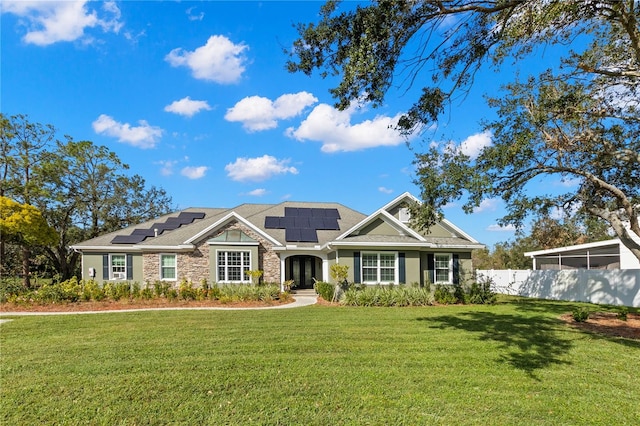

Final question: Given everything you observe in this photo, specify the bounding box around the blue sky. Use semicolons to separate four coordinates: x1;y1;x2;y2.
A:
1;1;570;248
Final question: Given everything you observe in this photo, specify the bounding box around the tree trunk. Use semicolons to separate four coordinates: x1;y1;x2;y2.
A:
22;246;31;288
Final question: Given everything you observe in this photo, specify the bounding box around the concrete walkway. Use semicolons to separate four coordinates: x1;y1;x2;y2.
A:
0;293;318;318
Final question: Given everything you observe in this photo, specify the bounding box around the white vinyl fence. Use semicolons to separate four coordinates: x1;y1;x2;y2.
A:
475;269;532;295
476;269;640;308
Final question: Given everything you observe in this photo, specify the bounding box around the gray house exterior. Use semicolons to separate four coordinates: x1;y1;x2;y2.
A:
71;193;483;289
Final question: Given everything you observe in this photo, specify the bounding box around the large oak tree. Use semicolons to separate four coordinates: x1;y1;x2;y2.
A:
288;0;640;261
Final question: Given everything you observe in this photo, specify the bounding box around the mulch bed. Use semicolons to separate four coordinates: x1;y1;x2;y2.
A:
560;312;640;340
0;298;294;313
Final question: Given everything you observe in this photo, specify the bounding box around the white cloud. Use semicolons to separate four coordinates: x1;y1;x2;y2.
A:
486;224;517;232
92;114;163;149
458;130;492;159
164;96;212;117
2;0;122;46
165;35;248;84
180;166;208;180
286;102;407;152
247;188;267;197
156;160;178;176
473;198;500;213
225;92;317;132
186;6;204;21
225;155;298;182
378;186;393;194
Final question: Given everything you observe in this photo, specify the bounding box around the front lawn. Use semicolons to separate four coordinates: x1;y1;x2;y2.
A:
1;298;638;425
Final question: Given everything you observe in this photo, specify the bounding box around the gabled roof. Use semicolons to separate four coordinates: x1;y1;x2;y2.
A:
332;192;482;249
70;193;483;252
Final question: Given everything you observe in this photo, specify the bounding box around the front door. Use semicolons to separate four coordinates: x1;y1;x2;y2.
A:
288;256;316;289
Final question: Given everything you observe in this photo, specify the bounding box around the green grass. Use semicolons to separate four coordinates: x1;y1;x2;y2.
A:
1;298;638;425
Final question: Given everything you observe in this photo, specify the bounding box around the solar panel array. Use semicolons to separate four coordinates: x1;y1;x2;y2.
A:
111;212;206;244
264;207;341;243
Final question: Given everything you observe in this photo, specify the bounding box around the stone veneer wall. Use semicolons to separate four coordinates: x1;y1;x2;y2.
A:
216;222;281;283
141;220;280;285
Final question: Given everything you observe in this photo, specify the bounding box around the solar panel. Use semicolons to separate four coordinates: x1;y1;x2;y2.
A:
321;217;340;230
179;212;205;221
285;207;298;216
152;222;180;231
294;217;310;228
111;211;205;244
280;216;295;227
309;217;326;229
285;227;301;241
324;208;341;219
111;234;146;244
264;216;282;229
300;228;319;242
131;228;156;237
297;208;312;217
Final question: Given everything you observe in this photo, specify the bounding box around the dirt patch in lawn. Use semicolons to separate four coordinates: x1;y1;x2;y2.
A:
560;312;640;340
0;297;294;312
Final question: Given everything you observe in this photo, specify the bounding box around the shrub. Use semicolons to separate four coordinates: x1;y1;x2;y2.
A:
572;307;590;322
467;280;497;305
453;283;466;304
208;284;221;300
82;280;105;302
131;282;141;299
166;288;178;301
339;285;433;307
0;279;26;303
35;284;66;304
112;282;131;301
617;306;629;321
179;279;197;300
153;281;170;298
140;287;154;300
434;285;457;305
314;281;334;302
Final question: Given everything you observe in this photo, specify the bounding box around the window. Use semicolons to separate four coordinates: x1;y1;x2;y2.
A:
362;252;397;283
398;207;411;223
217;251;251;282
435;254;452;283
160;254;177;280
111;254;126;280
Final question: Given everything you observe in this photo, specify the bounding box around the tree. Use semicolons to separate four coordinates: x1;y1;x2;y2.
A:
288;0;640;261
0;197;57;287
39;139;174;280
0;115;174;281
0;113;56;286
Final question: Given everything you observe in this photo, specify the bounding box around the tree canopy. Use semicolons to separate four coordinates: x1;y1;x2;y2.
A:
288;0;640;261
0;114;174;282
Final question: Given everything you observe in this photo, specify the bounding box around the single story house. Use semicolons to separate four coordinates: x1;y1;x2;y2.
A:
71;193;484;289
524;238;640;270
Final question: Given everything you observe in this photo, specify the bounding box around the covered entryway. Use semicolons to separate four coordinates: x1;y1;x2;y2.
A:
287;255;322;289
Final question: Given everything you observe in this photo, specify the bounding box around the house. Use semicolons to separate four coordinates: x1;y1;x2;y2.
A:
70;193;484;289
524;239;640;270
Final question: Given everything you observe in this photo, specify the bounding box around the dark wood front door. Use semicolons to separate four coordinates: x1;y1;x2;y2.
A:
288;256;316;289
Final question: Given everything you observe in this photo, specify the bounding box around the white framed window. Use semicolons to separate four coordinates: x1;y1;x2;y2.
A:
110;254;126;280
160;254;177;281
398;207;411;223
434;254;452;283
217;250;251;283
362;252;397;283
